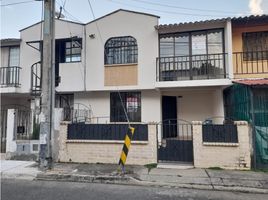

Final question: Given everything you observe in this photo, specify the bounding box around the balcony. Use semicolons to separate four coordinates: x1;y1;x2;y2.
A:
233;51;268;79
0;66;21;87
156;53;228;82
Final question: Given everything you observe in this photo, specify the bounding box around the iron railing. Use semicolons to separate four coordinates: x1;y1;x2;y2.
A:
0;66;21;87
67;123;148;141
233;51;268;76
202;124;238;143
31;61;42;95
156;53;227;81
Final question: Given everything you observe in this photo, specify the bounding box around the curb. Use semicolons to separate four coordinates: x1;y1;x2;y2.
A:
36;173;132;184
35;173;268;194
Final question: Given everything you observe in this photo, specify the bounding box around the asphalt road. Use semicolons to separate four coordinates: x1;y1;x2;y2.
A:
1;179;268;200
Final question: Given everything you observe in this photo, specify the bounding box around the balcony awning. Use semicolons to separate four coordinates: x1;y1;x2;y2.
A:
233;79;268;86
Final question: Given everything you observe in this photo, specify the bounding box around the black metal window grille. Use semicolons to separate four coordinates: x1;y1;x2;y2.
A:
242;31;268;61
55;94;74;108
105;36;138;65
65;39;82;62
110;92;141;122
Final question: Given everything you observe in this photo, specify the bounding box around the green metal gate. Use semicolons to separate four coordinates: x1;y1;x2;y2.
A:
224;84;268;169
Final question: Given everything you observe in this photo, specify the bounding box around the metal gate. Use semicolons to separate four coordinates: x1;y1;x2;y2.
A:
15;109;33;140
0;109;8;153
158;119;193;163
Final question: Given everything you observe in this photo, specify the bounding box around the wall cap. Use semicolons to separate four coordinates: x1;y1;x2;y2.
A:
203;142;239;147
234;121;248;125
192;121;202;125
60;121;71;125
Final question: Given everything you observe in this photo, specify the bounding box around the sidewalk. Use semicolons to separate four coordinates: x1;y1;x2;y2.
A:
36;162;268;194
1;160;40;180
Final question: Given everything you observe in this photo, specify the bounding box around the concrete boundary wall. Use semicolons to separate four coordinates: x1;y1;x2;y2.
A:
192;121;251;170
58;122;157;165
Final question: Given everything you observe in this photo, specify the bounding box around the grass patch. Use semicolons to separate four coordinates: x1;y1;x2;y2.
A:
207;167;224;170
144;163;157;174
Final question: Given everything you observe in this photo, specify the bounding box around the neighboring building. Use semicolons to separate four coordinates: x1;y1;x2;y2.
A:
224;15;268;169
0;10;266;169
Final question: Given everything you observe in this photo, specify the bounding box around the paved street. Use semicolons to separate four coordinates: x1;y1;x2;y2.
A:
1;179;268;200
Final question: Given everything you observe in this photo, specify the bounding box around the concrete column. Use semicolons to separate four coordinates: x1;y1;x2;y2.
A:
52;108;63;161
6;109;17;154
225;19;233;79
192;121;203;168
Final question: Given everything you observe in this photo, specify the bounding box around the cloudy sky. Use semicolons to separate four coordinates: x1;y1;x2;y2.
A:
1;0;268;38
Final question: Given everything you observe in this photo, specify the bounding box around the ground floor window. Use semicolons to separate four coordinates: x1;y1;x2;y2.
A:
110;92;141;122
55;94;74;108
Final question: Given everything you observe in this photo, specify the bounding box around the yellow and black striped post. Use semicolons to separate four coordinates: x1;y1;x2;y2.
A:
119;127;135;168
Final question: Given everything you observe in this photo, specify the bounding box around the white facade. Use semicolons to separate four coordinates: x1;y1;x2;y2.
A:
1;10;235;157
85;10;159;91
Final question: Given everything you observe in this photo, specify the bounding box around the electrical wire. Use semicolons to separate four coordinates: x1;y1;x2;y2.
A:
106;0;231;17
128;0;245;15
1;0;35;7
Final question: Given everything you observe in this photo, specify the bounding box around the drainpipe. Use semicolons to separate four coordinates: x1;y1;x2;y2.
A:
83;25;87;91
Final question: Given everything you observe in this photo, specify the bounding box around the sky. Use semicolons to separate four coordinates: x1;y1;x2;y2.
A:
1;0;268;38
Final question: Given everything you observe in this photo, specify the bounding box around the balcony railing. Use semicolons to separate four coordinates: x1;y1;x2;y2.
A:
233;51;268;76
156;53;227;81
31;61;42;95
0;66;21;87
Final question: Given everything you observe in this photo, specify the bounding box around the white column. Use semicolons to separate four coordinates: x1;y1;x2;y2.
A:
6;109;17;153
225;19;233;79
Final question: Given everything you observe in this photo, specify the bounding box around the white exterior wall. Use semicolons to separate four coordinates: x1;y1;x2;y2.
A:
74;92;110;123
162;88;224;122
74;90;161;123
19;20;85;93
6;109;16;154
85;11;159;91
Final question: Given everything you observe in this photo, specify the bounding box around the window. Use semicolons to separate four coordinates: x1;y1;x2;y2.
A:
105;36;138;65
56;38;82;63
110;92;141;122
55;94;74;108
65;40;82;62
242;31;268;60
160;29;224;57
9;47;20;66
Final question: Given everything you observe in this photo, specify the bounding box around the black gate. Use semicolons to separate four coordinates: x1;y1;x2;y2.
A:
158;119;193;163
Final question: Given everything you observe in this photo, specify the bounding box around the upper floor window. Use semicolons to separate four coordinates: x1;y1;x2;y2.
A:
9;47;20;66
160;29;224;57
56;38;82;63
104;36;138;65
242;31;268;60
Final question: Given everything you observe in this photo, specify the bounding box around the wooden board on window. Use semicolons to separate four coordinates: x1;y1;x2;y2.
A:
104;64;138;86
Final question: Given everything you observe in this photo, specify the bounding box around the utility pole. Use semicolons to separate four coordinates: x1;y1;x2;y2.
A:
39;0;55;169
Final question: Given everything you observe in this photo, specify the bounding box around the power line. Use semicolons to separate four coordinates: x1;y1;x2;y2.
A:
128;0;245;15
1;0;36;7
106;0;230;17
55;0;83;23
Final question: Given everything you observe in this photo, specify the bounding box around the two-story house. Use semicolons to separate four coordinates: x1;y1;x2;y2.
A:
1;9;266;168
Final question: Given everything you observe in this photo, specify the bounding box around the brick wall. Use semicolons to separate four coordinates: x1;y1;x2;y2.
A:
192;121;251;170
58;122;157;165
